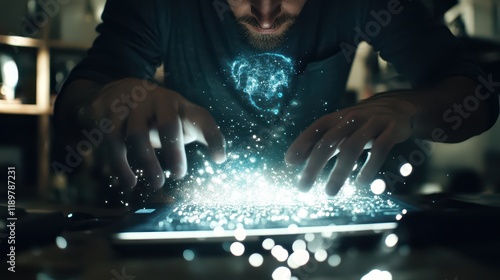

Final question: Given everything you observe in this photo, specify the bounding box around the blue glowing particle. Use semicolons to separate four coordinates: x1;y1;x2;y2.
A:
231;53;294;115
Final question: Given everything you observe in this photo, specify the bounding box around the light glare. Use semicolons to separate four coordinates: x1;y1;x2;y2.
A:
271;245;289;262
249;253;264;267
384;233;399;248
287;249;310;268
370;179;386;195
183;249;195;261
328;254;341;267
55;236;67;249
234;227;247;241
314;249;328;262
292;239;307;252
361;269;393;280
272;266;292;280
399;163;413;177
262;238;275;250
230;242;245;256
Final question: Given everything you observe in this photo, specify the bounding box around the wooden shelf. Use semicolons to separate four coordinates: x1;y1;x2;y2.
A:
0;35;91;51
1;18;91;197
0;103;51;115
0;34;43;48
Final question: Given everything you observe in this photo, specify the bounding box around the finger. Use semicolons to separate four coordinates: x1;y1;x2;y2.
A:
286;114;343;165
297;124;355;192
126;118;165;189
99;111;137;188
156;110;187;180
355;123;400;186
186;106;227;164
325;119;382;196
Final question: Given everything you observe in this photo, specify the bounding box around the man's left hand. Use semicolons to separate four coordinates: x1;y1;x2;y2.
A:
285;94;418;195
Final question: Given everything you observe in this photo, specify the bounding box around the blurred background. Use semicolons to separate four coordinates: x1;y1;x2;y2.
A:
0;0;499;206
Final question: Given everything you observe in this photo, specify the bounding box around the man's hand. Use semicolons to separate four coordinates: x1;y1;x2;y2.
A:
285;94;417;195
83;78;226;188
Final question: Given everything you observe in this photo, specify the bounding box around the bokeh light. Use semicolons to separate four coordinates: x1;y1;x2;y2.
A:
328;254;341;267
263;238;275;250
399;163;413;177
272;266;292;280
292;239;307;252
249;253;264;267
183;249;195;261
55;236;67;250
287;249;310;269
230;242;245;256
314;249;328;262
271;245;289;262
370;179;386;195
384;233;399;248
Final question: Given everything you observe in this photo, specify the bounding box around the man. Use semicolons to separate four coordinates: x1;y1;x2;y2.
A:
55;0;499;196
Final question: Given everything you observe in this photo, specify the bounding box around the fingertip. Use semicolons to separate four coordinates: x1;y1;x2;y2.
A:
298;176;314;192
110;162;138;188
206;133;227;164
284;151;303;166
325;181;342;196
172;163;188;180
119;171;138;189
213;153;227;164
355;173;372;187
146;173;166;189
210;145;227;164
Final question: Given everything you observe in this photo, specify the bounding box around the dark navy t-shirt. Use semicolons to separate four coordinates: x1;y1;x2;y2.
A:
60;0;495;160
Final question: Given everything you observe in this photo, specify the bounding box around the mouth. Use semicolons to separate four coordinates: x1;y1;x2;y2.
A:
245;23;285;34
239;14;297;35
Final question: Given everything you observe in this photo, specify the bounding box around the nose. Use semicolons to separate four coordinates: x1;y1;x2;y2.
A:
250;0;282;29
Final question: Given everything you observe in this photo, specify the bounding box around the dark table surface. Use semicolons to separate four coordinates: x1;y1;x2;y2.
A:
3;194;500;280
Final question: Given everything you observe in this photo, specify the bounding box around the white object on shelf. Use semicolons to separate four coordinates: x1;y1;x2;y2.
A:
0;54;19;101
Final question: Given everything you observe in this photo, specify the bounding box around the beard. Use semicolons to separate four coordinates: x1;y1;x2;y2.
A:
237;14;297;51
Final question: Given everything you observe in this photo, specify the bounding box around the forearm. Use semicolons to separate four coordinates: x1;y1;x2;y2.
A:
403;76;499;143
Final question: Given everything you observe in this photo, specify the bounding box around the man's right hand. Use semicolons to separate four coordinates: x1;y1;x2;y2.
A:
63;78;226;189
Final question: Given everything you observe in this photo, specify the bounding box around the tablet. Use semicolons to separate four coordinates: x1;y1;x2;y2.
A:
110;190;414;245
110;156;416;247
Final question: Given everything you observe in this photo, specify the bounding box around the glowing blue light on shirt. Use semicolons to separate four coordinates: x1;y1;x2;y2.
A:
231;53;295;115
